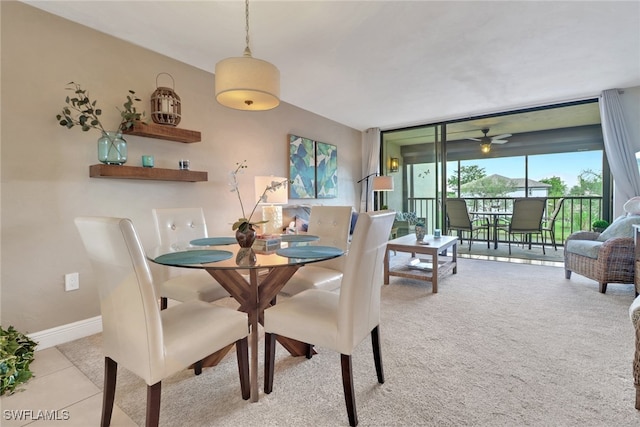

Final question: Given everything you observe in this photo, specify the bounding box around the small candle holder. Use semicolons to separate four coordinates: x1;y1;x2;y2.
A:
142;155;154;168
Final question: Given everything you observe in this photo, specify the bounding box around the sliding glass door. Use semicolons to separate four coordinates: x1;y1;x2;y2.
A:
382;124;443;235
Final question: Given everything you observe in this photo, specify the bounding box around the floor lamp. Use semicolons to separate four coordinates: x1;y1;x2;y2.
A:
358;173;394;211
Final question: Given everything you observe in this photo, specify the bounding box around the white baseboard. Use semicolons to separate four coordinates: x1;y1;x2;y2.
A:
28;316;102;351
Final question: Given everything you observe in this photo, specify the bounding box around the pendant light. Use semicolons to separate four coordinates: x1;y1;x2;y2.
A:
215;0;280;111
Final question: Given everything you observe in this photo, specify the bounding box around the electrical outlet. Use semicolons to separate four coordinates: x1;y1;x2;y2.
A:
65;272;79;291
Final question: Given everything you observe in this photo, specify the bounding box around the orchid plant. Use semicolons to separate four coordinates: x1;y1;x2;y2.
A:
229;160;289;233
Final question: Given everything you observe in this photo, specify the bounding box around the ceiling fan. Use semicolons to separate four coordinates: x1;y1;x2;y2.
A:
468;128;512;153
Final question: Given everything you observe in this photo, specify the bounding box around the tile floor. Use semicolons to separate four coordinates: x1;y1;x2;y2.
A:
0;347;136;426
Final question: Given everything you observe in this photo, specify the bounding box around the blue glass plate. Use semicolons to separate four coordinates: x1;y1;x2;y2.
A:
279;234;319;242
276;246;343;259
190;237;237;246
154;250;233;265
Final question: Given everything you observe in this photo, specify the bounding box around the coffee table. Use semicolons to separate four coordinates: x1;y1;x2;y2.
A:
384;234;458;293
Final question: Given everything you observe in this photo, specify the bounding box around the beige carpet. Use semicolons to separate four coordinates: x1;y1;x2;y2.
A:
58;257;640;426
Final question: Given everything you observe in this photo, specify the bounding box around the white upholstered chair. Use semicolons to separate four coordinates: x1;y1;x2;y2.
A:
264;210;396;427
74;217;249;427
152;208;230;309
279;205;353;295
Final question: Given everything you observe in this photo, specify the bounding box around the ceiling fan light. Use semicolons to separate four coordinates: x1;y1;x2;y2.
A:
480;142;491;153
215;55;280;111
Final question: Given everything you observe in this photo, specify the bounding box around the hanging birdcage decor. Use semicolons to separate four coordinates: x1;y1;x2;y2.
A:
150;72;181;126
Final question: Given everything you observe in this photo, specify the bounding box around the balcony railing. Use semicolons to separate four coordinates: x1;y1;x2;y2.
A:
401;196;604;247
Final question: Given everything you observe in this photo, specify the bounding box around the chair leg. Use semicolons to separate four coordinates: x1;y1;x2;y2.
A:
160;297;167;310
306;343;314;359
101;357;117;427
341;354;358;427
264;333;276;394
236;337;250;400
550;229;557;251
371;326;384;384
565;269;572;279
194;360;203;375
599;282;608;294
146;382;161;427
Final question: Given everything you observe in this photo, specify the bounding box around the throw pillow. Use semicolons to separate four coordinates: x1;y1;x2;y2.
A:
624;196;640;215
597;215;640;241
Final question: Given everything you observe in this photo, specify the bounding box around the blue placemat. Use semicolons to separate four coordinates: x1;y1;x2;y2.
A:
190;237;237;246
276;245;343;259
154;250;233;265
280;234;320;242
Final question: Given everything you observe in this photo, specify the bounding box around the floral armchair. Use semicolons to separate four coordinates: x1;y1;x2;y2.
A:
394;212;424;236
564;215;640;294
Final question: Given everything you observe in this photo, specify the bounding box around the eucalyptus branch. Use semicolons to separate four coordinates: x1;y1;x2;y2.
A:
56;82;145;135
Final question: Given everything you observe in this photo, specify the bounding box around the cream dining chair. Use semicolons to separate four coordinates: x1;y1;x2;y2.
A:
279;205;353;296
152;208;230;310
263;210;396;427
74;217;250;427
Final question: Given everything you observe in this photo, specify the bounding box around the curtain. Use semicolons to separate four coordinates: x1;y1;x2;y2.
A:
599;89;640;202
360;128;381;212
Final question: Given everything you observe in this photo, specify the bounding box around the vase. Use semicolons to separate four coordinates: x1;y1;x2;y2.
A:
236;248;257;266
98;131;127;165
415;224;425;242
235;225;257;248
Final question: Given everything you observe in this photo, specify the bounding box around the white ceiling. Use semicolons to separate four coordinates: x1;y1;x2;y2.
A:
25;0;640;132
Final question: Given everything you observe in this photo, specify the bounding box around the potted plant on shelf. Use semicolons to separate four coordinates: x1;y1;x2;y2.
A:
0;325;37;396
56;82;145;165
592;219;609;233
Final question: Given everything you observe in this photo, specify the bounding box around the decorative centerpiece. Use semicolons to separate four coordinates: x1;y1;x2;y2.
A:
415;222;426;242
56;82;145;165
229;160;289;248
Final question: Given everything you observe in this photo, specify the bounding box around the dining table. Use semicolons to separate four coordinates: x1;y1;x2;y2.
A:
148;234;344;402
470;210;512;249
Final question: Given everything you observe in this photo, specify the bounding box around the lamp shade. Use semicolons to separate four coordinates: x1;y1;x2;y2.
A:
254;176;288;204
215;56;280;111
373;175;394;191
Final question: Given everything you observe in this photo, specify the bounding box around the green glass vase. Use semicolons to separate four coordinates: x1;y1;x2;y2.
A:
97;131;127;165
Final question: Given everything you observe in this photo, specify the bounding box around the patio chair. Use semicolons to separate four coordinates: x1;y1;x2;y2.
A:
445;198;490;250
500;197;547;255
542;198;565;250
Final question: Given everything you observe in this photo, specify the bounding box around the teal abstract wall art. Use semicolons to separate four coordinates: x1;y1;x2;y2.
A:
316;141;337;198
289;134;316;198
288;134;338;199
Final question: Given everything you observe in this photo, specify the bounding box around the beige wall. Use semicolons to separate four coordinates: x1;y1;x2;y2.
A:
0;2;362;333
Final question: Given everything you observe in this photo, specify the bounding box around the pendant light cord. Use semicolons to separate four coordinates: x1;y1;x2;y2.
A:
243;0;252;57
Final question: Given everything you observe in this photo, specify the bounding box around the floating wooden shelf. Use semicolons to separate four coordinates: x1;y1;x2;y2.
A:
89;164;208;182
122;121;201;143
